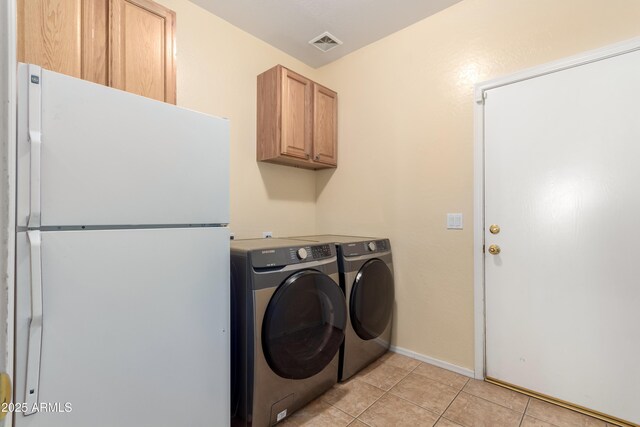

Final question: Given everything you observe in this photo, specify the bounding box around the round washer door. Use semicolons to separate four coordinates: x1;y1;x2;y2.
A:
262;270;347;379
350;259;394;340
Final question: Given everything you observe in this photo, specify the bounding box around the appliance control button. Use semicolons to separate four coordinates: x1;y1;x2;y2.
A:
297;248;308;260
368;242;377;251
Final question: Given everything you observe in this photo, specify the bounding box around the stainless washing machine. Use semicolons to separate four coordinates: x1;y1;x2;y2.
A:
230;238;347;426
290;236;394;381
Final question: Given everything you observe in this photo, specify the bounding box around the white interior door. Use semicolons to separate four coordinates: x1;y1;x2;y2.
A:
484;49;640;424
15;227;229;427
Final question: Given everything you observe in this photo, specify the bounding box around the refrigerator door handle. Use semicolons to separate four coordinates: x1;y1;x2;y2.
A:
24;230;43;415
27;64;42;229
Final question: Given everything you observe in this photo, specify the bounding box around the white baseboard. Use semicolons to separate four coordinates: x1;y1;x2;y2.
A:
390;345;475;378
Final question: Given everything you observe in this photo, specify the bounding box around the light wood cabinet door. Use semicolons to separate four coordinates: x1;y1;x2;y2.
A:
18;0;83;78
312;83;338;166
18;0;109;85
257;65;337;170
281;68;312;160
110;0;176;104
17;0;176;102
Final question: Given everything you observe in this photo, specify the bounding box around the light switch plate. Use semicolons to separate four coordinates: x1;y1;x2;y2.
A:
447;213;463;230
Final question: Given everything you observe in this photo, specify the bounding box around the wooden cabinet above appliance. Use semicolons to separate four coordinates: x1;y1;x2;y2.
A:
257;65;338;170
17;0;176;104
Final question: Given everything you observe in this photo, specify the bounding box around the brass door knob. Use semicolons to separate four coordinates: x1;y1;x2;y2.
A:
489;224;500;234
488;244;501;255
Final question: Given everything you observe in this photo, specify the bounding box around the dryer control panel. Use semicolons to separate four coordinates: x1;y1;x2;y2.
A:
341;239;390;257
252;244;336;268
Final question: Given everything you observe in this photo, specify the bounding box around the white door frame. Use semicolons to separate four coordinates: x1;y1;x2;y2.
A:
0;0;17;425
472;36;640;379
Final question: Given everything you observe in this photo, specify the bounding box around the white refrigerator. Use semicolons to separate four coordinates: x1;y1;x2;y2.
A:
14;64;230;426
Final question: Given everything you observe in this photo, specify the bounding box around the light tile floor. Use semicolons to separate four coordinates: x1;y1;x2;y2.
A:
280;352;620;427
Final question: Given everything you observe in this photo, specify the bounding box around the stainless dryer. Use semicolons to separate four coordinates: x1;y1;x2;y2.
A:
230;238;347;426
290;235;394;381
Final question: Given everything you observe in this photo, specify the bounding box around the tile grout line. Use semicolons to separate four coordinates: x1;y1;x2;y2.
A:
356;388;386;427
325;355;547;427
358;419;375;427
318;355;604;427
357;358;416;396
326;361;409;423
354;358;419;425
523;412;567;427
433;376;470;426
354;415;374;427
349;384;384;421
319;360;393;417
335;356;526;427
330;404;357;425
459;388;529;415
520;398;599;427
380;358;474;427
389;392;445;420
385;369;468;418
317;382;362;423
411;363;473;391
518;397;532;427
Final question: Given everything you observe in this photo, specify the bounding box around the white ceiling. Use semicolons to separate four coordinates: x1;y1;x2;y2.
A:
189;0;463;68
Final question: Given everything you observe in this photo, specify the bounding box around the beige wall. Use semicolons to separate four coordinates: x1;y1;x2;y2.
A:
314;0;640;369
157;0;323;239
157;0;640;370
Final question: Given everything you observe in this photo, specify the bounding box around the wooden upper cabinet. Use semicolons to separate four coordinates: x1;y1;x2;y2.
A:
257;65;338;170
17;0;176;103
18;0;84;79
110;0;176;103
312;84;338;166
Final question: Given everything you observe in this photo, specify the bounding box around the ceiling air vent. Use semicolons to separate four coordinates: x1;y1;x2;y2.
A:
309;32;343;53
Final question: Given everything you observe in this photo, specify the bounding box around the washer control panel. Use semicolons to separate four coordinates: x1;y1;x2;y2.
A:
252;244;335;268
311;244;332;259
341;239;390;257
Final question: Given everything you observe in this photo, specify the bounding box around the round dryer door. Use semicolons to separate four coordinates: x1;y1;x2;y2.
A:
262;270;347;380
350;259;394;340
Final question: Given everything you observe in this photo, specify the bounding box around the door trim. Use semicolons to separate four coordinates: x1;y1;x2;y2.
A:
486;377;637;427
1;0;17;425
472;36;640;380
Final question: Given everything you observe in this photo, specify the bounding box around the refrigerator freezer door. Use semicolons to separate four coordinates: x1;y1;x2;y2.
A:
15;228;230;427
17;64;229;227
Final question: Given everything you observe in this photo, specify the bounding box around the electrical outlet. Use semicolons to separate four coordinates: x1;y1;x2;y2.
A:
262;231;273;238
229;232;235;240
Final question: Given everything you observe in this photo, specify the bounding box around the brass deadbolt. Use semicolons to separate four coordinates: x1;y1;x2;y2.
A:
489;224;500;234
488;244;501;255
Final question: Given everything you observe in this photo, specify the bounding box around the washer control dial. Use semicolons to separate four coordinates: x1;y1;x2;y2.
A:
297;248;308;260
368;241;377;252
